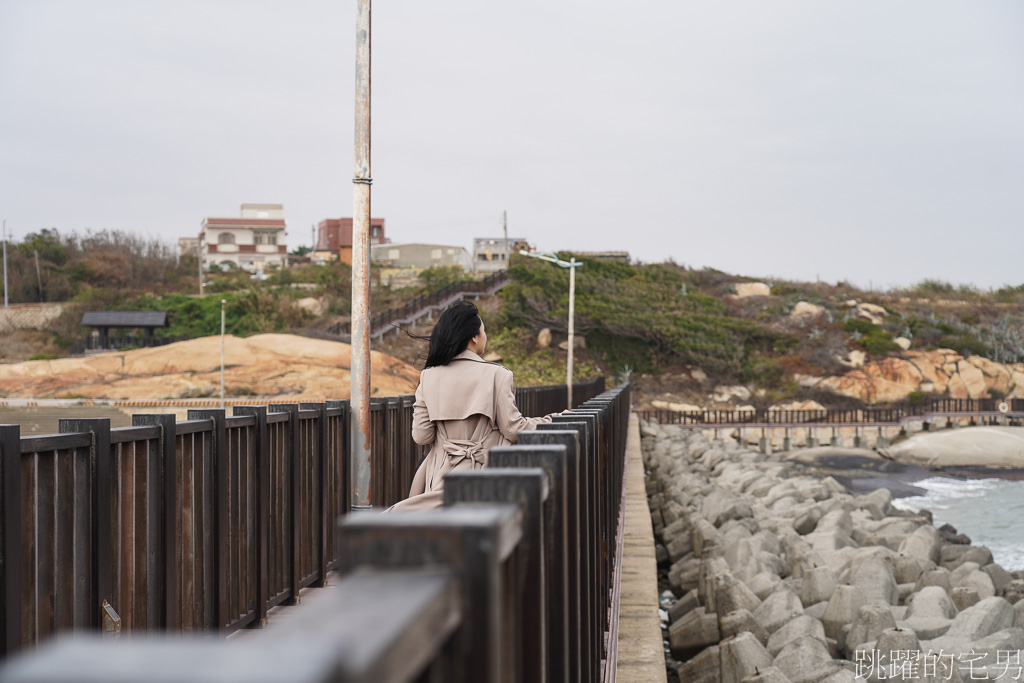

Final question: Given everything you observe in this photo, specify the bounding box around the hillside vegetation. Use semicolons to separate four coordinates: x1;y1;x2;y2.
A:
5;229;1024;406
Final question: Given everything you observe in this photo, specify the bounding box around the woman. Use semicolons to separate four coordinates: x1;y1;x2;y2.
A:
388;301;558;511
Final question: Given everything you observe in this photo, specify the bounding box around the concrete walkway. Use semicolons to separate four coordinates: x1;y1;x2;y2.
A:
615;413;667;683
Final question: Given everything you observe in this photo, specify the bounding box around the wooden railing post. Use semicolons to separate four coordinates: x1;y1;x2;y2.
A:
547;416;596;680
444;468;550;683
234;406;269;628
269;404;301;604
58;418;112;632
0;424;22;655
326;399;351;535
514;432;581;683
131;414;178;630
337;505;522;683
186;409;227;629
300;402;330;587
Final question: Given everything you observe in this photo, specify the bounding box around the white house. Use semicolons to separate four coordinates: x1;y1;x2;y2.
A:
200;203;288;271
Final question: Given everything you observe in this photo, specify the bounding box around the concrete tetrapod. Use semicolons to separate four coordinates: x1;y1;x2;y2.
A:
720;631;774;683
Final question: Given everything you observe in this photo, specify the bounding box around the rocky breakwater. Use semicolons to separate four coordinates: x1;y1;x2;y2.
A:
642;420;1024;683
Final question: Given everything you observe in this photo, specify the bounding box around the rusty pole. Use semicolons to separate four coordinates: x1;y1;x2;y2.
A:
567;256;576;410
350;0;373;509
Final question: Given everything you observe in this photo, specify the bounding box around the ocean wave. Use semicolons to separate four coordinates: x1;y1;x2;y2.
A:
891;476;1024;572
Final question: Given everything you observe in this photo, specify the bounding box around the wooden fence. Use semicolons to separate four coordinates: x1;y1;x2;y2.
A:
0;377;605;659
642;397;1024;426
1;381;631;683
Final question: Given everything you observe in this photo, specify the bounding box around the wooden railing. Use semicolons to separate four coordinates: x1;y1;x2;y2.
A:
327;271;510;338
641;397;1024;426
0;376;606;658
0;382;631;683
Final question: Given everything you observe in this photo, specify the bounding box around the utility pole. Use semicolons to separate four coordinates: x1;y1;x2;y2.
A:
34;249;43;302
199;233;204;296
350;0;373;510
567;256;576;409
519;250;584;410
3;220;8;308
311;224;316;254
220;299;227;410
503;210;508;269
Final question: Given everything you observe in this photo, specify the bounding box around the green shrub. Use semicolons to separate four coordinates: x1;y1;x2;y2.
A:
843;318;878;335
859;330;899;355
938;335;992;357
29;353;57;361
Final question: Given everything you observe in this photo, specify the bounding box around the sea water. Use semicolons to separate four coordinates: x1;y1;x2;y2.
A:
892;477;1024;572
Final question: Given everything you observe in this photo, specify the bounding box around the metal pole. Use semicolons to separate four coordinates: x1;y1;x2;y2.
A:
199;232;204;296
220;299;226;410
350;0;373;509
2;219;8;308
567;256;575;410
503;210;508;270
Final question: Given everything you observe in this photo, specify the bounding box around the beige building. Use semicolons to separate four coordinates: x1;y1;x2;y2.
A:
473;236;529;273
200;203;288;271
178;237;200;258
370;242;473;271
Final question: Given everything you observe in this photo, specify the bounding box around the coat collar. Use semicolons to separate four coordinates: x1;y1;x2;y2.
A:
454;349;485;362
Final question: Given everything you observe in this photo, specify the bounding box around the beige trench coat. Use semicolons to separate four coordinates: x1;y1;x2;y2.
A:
387;349;554;511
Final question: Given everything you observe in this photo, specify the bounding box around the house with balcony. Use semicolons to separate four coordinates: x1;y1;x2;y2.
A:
200;204;288;271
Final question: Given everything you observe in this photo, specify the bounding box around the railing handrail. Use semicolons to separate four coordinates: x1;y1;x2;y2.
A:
327;271;510;337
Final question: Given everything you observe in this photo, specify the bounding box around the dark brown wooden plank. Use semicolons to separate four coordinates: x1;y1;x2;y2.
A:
109;425;160;444
36;451;55;642
54;448;75;632
21;433;90;453
20;453;37;646
233;406;268;629
71;444;91;630
0;425;24;655
181;433;195;630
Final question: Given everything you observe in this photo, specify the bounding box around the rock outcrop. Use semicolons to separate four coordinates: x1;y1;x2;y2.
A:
0;333;420;400
818;349;1024;405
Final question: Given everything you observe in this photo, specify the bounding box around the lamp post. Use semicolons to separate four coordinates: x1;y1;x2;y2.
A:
519;250;583;409
3;219;8;308
220;299;226;410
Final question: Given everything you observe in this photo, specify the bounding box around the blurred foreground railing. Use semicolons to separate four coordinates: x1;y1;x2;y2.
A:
1;381;632;683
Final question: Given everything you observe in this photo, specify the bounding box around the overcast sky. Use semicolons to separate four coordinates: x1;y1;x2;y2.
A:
1;1;1021;290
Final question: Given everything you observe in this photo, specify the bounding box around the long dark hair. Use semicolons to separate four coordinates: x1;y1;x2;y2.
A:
423;301;482;368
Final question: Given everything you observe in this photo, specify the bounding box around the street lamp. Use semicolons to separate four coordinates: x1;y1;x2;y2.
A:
519;250;584;410
220;299;227;410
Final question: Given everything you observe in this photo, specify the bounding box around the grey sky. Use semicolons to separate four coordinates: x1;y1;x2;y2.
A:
1;0;1021;290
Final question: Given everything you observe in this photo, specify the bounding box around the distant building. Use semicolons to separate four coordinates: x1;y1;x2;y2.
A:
178;237;200;258
473;236;528;273
370;243;473;271
315;217;386;263
575;251;631;263
200;203;287;271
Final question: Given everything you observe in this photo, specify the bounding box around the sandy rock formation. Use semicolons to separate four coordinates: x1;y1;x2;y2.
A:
790;302;826;320
0;334;420;400
734;282;771;298
817;349;1024;404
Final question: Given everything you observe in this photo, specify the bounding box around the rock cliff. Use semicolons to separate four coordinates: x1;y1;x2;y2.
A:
0;333;420;400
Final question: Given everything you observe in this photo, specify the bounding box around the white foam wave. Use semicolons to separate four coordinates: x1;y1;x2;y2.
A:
892;476;1024;571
